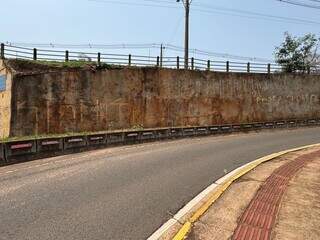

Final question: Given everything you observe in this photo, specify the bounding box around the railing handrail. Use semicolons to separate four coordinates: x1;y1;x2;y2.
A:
1;43;320;74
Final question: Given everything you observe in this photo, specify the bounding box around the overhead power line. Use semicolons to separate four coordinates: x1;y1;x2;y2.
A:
276;0;320;9
88;0;320;25
88;0;179;9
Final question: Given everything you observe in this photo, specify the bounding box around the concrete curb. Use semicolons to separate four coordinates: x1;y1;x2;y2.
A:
147;143;320;240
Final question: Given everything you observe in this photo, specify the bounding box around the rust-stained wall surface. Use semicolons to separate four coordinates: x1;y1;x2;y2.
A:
6;60;320;137
0;60;12;138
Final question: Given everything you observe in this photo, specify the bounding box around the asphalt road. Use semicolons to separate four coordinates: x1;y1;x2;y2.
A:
0;128;320;240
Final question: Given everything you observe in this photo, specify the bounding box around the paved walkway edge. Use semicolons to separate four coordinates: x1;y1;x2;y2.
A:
148;143;320;240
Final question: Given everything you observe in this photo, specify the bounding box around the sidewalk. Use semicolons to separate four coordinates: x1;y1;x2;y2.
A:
187;147;320;240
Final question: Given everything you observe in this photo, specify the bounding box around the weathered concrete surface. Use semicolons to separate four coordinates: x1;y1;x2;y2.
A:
4;59;320;137
0;60;12;138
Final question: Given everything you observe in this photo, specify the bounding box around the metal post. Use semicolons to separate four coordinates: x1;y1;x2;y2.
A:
226;61;230;73
128;54;132;66
247;62;250;73
97;52;101;66
207;60;211;71
33;48;37;61
160;44;164;68
0;43;4;59
267;64;271;74
65;51;69;62
191;57;194;70
156;56;160;67
177;56;180;69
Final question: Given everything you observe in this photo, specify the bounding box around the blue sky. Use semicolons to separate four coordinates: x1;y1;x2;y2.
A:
1;0;319;61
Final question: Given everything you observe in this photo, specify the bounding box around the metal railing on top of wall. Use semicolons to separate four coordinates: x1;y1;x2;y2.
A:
0;43;303;74
0;118;320;166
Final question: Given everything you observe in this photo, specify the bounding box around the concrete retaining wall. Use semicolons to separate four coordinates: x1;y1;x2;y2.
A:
3;60;320;137
0;60;12;138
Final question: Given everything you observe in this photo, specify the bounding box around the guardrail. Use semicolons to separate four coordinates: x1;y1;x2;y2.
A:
0;43;289;74
0;118;319;166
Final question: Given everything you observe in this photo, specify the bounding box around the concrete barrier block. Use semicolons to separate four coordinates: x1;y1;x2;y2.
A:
155;129;169;139
208;126;220;134
182;127;196;137
253;123;263;129
275;121;286;128
64;136;87;150
182;128;196;137
196;127;209;135
107;133;124;145
124;131;141;143
0;143;5;164
287;120;297;128
87;134;107;146
296;119;307;126
315;119;320;125
37;138;63;153
232;124;242;132
264;122;275;129
140;131;156;142
307;119;317;125
242;124;254;130
5;140;37;158
169;128;183;138
221;125;232;133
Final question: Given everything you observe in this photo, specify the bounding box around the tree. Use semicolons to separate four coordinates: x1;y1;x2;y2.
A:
275;32;319;73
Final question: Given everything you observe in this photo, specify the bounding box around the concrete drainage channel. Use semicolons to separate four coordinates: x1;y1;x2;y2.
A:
0;118;319;166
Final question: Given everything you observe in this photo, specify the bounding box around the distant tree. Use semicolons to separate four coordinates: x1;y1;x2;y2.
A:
275;32;319;73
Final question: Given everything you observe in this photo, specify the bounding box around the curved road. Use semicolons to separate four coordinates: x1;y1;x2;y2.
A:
0;128;320;240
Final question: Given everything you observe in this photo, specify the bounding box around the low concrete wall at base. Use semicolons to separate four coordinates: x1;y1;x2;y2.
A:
0;118;319;166
3;59;320;137
0;143;5;165
4;140;37;164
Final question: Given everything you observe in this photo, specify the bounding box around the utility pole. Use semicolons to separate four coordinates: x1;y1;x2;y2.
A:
160;44;165;68
177;0;191;70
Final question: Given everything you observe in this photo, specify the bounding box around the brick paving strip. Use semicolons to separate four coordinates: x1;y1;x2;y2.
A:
232;150;320;240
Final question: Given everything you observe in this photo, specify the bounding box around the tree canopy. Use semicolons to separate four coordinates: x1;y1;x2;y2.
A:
275;32;319;73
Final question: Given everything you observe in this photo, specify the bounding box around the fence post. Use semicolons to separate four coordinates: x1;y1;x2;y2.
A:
97;52;101;66
207;60;211;71
65;50;69;62
0;43;4;59
267;64;271;74
177;56;180;69
247;62;250;73
226;61;230;73
191;57;194;70
156;56;160;67
128;54;132;66
33;48;37;61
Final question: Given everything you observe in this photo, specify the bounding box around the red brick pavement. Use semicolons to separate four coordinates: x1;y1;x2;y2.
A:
232;150;320;240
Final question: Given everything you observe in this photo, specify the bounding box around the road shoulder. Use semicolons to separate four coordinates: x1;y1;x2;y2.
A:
188;147;320;240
